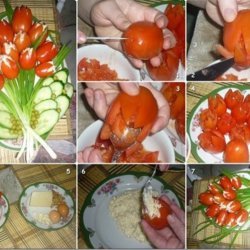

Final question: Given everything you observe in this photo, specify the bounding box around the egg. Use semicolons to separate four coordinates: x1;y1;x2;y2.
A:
58;203;69;218
49;210;61;224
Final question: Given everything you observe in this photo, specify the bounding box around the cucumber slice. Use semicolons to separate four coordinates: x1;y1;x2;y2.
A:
42;77;54;86
33;87;52;104
0;126;18;139
56;95;70;118
34;99;57;113
53;69;68;84
64;83;74;99
50;81;63;97
0;101;9;112
0;111;13;128
35;109;59;135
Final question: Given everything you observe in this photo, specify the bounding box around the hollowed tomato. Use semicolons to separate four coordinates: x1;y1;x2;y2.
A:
122;21;163;60
199;108;217;131
217;113;236;135
208;94;227;116
224;89;244;110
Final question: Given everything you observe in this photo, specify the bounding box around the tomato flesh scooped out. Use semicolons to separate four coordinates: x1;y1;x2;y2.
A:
217;10;250;68
143;197;172;230
122;21;163;60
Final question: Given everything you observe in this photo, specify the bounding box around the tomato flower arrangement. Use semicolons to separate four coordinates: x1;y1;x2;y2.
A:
197;88;250;163
0;1;74;162
194;169;250;246
93;86;160;163
217;10;250;68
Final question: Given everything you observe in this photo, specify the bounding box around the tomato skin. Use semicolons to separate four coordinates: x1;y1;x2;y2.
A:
199;192;214;206
2;42;19;62
213;193;225;204
206;204;220;218
143;198;172;230
146;49;179;80
229;124;250;144
208;94;227;116
227;200;242;213
19;48;37;70
208;183;221;195
175;111;185;143
12;6;32;33
223;189;236;200
0;55;19;79
0;74;4;90
35;61;55;78
224;213;237;227
28;22;48;44
198;131;226;154
217;113;236;135
224;139;249;163
231;176;242;189
224;89;244;109
13;31;31;52
220;176;233;190
122;21;163;60
36;41;58;63
0;20;14;44
235;209;248;226
231;103;249;124
199;109;217;131
216;210;228;226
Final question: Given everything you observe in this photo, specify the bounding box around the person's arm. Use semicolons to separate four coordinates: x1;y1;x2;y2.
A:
78;0;101;25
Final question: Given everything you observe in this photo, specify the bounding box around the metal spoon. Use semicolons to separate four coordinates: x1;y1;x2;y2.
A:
143;165;158;194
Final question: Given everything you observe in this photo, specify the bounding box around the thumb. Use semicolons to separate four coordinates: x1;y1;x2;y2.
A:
218;0;238;22
167;214;185;244
119;82;139;96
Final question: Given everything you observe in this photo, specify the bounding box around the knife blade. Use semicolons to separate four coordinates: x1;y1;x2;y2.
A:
187;58;235;81
87;36;127;41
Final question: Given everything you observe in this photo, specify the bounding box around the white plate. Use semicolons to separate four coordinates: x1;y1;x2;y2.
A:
80;172;182;248
0;194;9;228
77;44;140;81
188;85;250;163
19;183;75;230
78;120;175;163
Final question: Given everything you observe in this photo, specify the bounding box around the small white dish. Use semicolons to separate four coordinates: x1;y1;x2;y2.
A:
78;120;175;163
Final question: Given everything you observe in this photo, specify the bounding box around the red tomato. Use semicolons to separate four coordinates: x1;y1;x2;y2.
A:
223;10;250;67
206;204;220;218
36;41;58;63
208;183;221;195
143;198;172;230
19;48;37;70
35;61;55;78
12;6;32;33
0;55;19;79
13;31;31;52
216;210;228;226
231;103;249;123
224;139;249;163
227;200;242;213
220;176;233;190
0;20;14;44
0;74;4;90
217;113;236;135
122;21;163;60
213;193;225;204
146;49;179;80
230;124;250;144
224;213;237;227
175;111;185;143
208;94;227;116
2;42;19;62
231;176;242;189
28;22;48;44
198;131;226;154
223;189;236;200
244;94;250;104
224;89;244;109
199;192;214;206
235;209;248;226
199;108;217;131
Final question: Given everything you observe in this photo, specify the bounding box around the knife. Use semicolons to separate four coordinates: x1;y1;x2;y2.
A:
87;36;127;41
187;58;235;81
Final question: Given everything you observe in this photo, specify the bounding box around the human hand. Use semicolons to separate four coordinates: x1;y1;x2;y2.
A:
91;0;176;68
78;30;87;44
205;0;250;25
78;147;103;163
141;195;185;249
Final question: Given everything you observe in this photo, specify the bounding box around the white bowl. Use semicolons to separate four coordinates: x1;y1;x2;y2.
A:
78;120;175;163
77;44;140;81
